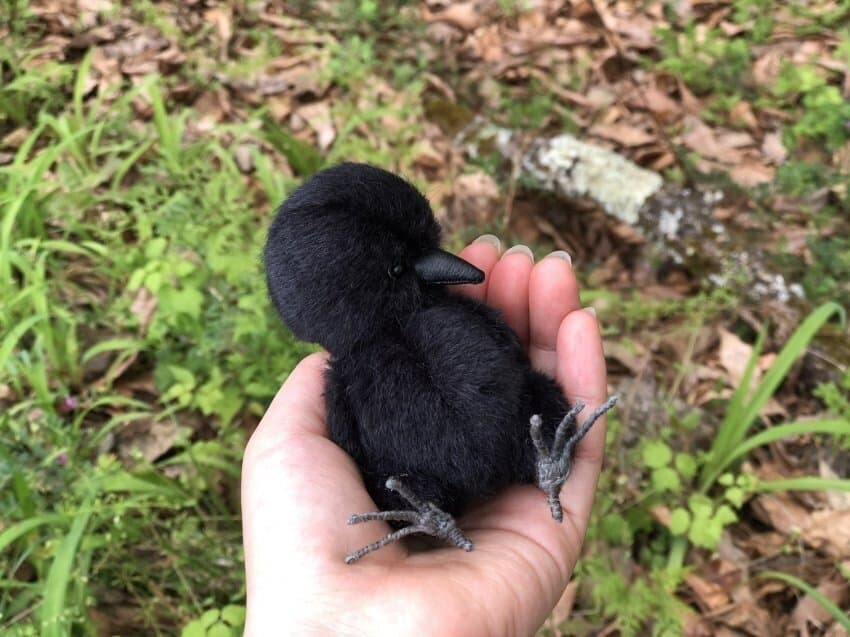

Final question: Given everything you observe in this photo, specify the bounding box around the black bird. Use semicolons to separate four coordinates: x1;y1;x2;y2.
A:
264;163;616;563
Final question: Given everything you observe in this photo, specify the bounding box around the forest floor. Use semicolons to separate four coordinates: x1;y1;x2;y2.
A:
1;1;850;635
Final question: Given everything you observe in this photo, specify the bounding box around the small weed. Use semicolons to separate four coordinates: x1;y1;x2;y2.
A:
657;24;751;97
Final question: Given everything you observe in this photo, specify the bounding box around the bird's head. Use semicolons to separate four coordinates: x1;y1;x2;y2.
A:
264;163;484;353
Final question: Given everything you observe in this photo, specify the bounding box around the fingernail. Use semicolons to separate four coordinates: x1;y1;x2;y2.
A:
583;306;597;318
473;234;501;252
545;250;572;266
502;244;534;261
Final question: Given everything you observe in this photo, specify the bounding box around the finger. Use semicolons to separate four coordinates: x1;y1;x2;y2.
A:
454;235;502;301
486;245;535;346
242;352;392;572
249;351;330;450
555;309;609;529
528;252;580;377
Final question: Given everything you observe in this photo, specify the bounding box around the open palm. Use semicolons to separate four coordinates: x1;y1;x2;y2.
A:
242;237;610;636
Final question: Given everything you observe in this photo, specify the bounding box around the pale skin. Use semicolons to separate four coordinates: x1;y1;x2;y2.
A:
242;236;610;637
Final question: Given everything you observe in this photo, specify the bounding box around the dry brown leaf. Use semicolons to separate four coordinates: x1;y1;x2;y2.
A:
294;101;336;150
590;122;655;147
802;510;850;559
102;28;169;60
824;622;850;637
425;2;482;31
750;492;809;536
605;339;651;375
790;575;849;634
1;128;29;149
729;101;758;130
448;172;500;228
686;573;731;611
641;87;681;122
413;139;444;169
718;328;754;387
233;144;253;174
130;287;157;333
762;131;787;164
753;50;782;87
117;420;185;463
203;7;233;45
729;161;774;187
467;24;502;62
718;600;773;637
681;116;744;163
677;79;703;114
820;459;850;510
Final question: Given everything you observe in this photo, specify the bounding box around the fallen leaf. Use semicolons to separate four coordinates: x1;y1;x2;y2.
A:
718;599;773;637
790;574;849;634
717;328;754;387
762;132;787;164
729;161;774;187
729;101;759;130
820;459;850;510
425;2;483;31
750;492;809;536
2;128;30;148
130;287;157;333
203;7;232;45
753;50;782;87
686;573;731;611
233;144;254;173
641;87;681;122
294;101;336;150
590;122;655;147
681;116;744;164
413;139;444;168
802;510;850;559
448;172;500;228
117;420;186;463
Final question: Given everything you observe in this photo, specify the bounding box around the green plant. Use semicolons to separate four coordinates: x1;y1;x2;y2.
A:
757;571;850;631
663;302;850;569
181;604;246;637
657;24;751;97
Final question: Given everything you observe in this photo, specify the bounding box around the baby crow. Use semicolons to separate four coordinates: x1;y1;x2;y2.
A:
264;163;616;563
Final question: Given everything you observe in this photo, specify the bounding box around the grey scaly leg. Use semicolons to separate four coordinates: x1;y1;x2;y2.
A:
531;397;618;523
344;477;474;564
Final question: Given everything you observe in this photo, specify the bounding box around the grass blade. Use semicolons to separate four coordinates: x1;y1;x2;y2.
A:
735;303;845;450
756;477;850;493
712;419;850;479
757;571;850;631
0;515;66;554
701;302;845;491
40;504;92;637
0;313;46;372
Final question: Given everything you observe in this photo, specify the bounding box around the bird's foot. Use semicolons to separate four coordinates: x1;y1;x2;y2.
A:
530;397;618;523
344;477;474;564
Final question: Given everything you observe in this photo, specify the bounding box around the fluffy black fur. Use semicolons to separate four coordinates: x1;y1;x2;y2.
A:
265;163;576;522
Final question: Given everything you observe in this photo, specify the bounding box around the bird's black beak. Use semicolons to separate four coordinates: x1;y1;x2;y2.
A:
413;249;484;286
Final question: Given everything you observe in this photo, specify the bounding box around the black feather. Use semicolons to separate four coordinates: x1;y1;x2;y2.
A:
265;162;572;516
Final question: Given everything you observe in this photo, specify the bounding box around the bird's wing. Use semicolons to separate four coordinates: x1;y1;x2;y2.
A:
341;304;526;505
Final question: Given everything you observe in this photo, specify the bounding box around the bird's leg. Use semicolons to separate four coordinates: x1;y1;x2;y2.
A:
530;396;618;523
345;477;474;564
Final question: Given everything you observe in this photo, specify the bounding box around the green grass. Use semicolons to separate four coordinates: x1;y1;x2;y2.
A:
2;2;850;635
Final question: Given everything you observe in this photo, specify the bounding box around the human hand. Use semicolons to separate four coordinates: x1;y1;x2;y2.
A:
242;236;610;636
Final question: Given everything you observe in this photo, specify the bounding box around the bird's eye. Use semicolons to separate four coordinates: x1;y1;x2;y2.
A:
388;263;405;279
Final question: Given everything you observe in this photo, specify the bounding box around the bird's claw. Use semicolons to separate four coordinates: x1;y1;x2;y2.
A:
344;476;473;564
530;396;618;523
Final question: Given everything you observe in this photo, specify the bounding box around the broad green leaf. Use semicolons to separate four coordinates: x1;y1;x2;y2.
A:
643;441;673;469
